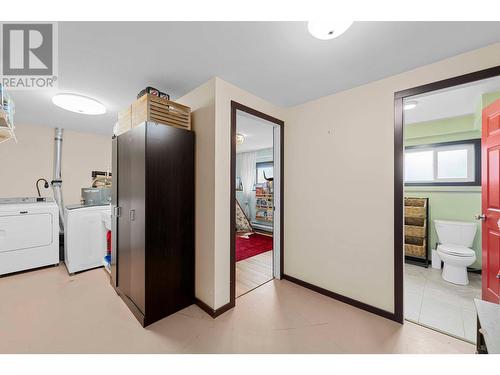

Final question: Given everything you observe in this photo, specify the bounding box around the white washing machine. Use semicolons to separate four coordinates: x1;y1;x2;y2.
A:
0;197;59;275
64;204;111;274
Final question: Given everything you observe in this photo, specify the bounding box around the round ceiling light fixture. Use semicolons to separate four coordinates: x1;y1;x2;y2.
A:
52;93;106;115
404;100;418;110
307;21;354;40
236;133;246;145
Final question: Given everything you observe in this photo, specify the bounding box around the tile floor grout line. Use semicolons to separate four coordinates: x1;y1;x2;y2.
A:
460;307;468;342
417;271;428;323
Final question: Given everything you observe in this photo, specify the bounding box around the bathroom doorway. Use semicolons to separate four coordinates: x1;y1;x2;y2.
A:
394;67;500;343
230;102;284;302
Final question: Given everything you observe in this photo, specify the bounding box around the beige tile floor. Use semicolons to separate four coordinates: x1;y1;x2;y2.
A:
405;263;481;343
0;264;474;353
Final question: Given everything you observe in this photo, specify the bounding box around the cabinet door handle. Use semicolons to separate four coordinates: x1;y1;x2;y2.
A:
129;209;135;222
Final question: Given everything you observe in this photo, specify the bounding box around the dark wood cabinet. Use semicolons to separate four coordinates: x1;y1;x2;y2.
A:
112;122;194;327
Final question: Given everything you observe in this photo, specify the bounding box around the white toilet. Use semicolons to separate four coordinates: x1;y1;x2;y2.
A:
434;220;477;286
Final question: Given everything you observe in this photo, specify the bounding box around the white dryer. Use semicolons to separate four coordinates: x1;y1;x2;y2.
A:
0;197;59;275
64;204;111;274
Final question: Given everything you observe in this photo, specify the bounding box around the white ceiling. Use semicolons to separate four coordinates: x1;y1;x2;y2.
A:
9;21;500;135
404;75;500;124
236;112;274;153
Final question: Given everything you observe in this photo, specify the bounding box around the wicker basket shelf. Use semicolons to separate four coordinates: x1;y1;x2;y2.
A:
0;87;16;144
405;223;426;238
405;198;426;207
405;239;427;258
0;128;11;144
405;216;425;226
404;206;426;218
0;110;9;128
404;197;429;265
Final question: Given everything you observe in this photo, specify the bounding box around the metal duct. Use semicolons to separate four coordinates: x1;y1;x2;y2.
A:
52;128;65;233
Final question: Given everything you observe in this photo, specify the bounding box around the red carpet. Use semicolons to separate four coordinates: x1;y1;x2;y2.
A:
236;233;273;262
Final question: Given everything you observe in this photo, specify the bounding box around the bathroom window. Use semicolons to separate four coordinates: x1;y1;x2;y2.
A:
404;139;480;186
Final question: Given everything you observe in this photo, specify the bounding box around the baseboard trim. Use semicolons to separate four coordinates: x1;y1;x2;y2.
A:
282;274;401;323
195;298;235;319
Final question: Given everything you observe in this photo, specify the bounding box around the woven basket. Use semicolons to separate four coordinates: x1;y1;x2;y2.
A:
404;197;427;207
405;224;426;238
405;206;426;218
405;243;426;257
404;197;427;259
405;216;425;226
404;237;426;257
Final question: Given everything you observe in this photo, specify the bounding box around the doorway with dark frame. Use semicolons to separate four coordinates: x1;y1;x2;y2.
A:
394;66;500;344
230;102;284;302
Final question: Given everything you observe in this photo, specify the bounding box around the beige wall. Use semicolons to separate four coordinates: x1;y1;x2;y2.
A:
7;43;499;316
213;78;285;308
284;43;500;313
178;77;284;309
0;123;111;205
177;79;217;308
178;43;500;312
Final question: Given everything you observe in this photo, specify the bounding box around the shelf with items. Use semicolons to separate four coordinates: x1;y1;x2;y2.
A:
0;128;13;144
404;197;429;267
0;85;16;144
255;212;273;222
255;182;273;223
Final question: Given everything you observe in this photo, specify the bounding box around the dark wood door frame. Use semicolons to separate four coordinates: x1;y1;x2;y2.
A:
195;101;284;319
231;101;285;306
394;65;500;324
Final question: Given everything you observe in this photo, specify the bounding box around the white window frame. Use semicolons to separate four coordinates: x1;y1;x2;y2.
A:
404;141;479;185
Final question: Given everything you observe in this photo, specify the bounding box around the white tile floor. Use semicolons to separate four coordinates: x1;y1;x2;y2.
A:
404;263;481;343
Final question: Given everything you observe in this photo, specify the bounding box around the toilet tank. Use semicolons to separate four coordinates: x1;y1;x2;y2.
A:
434;220;477;247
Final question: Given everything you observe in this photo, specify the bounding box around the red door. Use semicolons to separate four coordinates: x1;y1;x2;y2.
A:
482;99;500;303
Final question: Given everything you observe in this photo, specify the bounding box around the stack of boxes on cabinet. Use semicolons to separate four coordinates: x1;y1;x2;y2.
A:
115;86;191;136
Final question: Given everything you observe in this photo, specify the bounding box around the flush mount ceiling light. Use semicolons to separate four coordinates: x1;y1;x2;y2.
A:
52;93;106;115
404;100;418;110
236;133;246;145
307;21;354;40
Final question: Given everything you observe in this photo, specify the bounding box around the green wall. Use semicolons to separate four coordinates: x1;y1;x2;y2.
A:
404;92;500;268
405;187;481;268
405;114;479;146
405;114;482;268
